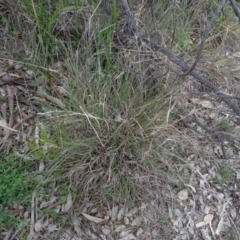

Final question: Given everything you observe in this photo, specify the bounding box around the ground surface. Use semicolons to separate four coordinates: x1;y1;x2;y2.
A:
0;1;240;239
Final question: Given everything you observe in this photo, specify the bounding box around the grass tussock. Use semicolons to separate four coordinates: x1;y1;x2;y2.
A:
39;33;179;203
0;0;181;205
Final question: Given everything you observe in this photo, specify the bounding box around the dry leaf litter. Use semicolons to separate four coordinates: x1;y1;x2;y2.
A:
1;39;240;240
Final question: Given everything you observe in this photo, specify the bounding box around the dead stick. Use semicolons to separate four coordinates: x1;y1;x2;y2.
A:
143;37;240;115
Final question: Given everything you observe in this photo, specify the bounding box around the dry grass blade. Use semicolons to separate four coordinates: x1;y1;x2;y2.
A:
79;105;104;147
3;228;13;240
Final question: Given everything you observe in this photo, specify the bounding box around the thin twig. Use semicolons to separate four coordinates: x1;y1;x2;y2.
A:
118;0;240;116
142;36;240;115
179;0;226;76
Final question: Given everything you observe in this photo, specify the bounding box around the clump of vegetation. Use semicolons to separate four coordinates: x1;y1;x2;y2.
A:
219;165;234;183
27;123;61;160
0;153;37;228
1;0;240;238
0;154;36;207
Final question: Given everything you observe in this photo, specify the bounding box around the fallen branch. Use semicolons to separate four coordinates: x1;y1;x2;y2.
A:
229;0;240;21
142;36;240;115
119;0;240;116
